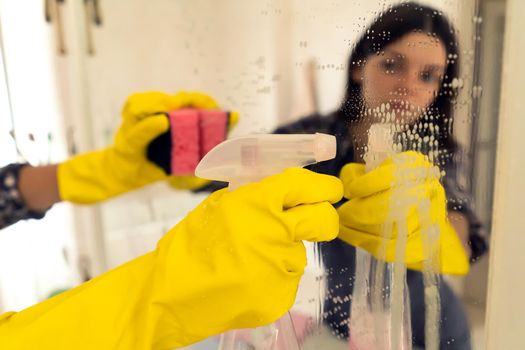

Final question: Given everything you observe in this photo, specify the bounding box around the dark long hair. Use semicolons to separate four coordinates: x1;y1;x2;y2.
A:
339;1;460;157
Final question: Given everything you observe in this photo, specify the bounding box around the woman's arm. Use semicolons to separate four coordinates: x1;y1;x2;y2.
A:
18;164;61;212
0;163;51;230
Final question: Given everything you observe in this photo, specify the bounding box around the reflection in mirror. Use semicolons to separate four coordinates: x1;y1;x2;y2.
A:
177;2;488;349
0;0;501;349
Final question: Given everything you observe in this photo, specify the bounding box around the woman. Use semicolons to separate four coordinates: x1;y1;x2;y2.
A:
272;2;486;349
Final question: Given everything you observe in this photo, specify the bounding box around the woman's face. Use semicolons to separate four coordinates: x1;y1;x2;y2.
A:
354;32;447;124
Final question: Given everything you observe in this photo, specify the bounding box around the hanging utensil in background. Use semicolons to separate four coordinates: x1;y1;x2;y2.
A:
44;0;67;55
84;0;103;55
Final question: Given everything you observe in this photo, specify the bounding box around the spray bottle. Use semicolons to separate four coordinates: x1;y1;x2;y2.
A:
349;123;412;350
195;133;337;350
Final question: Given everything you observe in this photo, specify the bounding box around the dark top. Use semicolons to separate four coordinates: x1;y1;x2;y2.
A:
0;163;46;230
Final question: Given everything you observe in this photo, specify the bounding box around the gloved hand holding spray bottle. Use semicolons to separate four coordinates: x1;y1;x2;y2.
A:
195;133;337;350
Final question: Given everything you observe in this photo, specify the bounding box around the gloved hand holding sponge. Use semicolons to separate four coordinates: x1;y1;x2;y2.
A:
337;151;469;275
58;91;237;204
0;168;343;349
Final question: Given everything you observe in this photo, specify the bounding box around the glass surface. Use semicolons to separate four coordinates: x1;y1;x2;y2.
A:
80;1;492;349
1;0;502;349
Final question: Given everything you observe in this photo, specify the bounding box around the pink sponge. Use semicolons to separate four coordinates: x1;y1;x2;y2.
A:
168;109;229;175
169;109;200;175
199;110;229;157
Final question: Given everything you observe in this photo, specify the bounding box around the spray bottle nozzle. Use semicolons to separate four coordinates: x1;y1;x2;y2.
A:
195;133;337;190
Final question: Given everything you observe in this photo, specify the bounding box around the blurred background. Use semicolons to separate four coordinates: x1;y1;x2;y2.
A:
0;0;519;348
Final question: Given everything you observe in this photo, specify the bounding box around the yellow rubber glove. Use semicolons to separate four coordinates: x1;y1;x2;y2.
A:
0;168;343;349
58;91;238;203
337;151;469;275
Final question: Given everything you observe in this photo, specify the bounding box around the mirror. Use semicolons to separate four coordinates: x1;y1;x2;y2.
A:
0;0;504;349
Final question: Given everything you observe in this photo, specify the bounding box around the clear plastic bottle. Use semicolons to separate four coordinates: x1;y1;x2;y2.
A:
348;124;412;350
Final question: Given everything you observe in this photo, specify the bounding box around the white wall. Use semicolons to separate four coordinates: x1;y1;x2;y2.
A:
0;28;17;166
485;0;525;347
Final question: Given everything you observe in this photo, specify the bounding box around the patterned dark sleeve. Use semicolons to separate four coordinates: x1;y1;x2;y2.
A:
441;152;488;262
0;163;46;230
